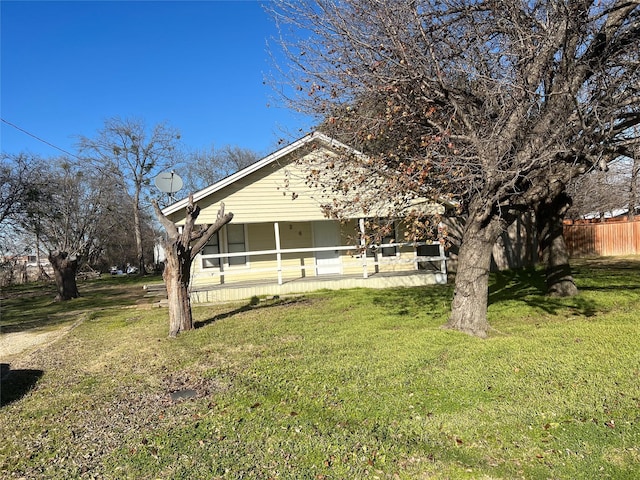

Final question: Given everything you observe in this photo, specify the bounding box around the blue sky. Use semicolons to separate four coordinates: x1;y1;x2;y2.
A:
1;0;315;159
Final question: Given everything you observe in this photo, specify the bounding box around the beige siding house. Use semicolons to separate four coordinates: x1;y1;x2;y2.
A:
162;132;448;302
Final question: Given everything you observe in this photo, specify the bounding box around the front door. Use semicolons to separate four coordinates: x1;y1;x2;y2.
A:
313;221;341;275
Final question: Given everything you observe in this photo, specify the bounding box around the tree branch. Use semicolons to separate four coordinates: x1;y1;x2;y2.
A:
190;203;234;260
152;199;178;239
180;194;200;247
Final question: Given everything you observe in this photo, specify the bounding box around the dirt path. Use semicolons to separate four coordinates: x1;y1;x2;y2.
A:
0;321;79;364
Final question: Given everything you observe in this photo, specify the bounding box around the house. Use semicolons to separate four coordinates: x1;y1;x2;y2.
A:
0;254;52;286
162;132;449;303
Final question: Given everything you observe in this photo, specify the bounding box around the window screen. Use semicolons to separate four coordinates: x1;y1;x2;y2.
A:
227;224;246;265
202;232;220;268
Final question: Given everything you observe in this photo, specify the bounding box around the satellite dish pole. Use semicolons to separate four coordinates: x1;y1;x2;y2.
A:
154;171;184;203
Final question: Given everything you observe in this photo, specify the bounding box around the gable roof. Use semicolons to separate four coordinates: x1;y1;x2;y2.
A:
162;131;357;217
163;131;457;223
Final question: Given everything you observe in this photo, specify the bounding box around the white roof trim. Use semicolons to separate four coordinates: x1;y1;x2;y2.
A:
161;131;357;216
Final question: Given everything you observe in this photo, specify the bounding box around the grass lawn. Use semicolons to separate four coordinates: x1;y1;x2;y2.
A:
1;258;639;479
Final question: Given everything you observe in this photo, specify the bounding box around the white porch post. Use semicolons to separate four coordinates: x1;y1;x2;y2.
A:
439;242;447;276
274;222;283;285
437;222;447;278
359;218;368;279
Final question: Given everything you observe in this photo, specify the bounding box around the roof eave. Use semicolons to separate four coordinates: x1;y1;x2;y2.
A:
161;131;353;217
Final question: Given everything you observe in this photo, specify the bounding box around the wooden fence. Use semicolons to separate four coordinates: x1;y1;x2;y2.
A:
563;219;640;257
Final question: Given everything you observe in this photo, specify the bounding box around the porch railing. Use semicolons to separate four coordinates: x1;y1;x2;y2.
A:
196;241;447;285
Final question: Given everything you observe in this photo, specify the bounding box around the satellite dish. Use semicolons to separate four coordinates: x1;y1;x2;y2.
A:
155;171;183;194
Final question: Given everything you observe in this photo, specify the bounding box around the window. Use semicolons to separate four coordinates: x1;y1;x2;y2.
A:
364;220;398;257
202;232;220;268
417;243;441;270
381;233;398;257
226;224;246;266
381;222;398;257
201;225;247;269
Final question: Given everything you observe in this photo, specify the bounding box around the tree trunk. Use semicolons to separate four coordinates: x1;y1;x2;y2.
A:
35;234;50;281
163;242;194;337
48;251;80;301
153;196;233;337
629;151;639;221
536;192;578;297
133;191;145;275
19;262;27;284
38;263;51;281
446;210;506;338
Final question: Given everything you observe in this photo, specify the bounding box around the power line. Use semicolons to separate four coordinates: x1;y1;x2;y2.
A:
1;117;82;160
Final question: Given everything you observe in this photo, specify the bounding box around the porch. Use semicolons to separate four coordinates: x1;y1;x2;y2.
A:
189;241;448;303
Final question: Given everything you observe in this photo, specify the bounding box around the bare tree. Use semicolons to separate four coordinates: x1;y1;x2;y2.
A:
628;128;640;220
90;186;160;272
630;153;640;220
268;0;640;337
3;150;162;290
568;156;639;219
153;196;233;337
1;153;45;227
18;159;113;300
78;117;183;275
183;145;260;193
0;153;48;284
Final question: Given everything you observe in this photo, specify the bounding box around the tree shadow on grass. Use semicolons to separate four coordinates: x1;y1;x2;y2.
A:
194;296;315;330
194;303;254;330
0;364;44;407
529;294;599;317
572;258;640;290
489;267;547;302
2;280;155;334
1;314;76;334
488;267;600;317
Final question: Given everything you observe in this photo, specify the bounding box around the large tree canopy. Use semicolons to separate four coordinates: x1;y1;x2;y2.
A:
2;152;160;289
18;159;114;300
78;117;182;275
0;153;44;227
567;154;639;219
269;0;640;337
